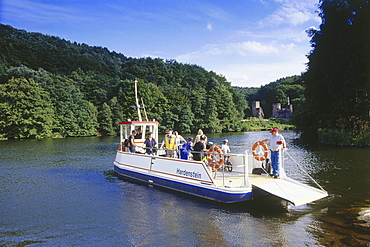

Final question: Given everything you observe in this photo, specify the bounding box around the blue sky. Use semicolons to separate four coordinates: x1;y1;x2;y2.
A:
1;0;321;87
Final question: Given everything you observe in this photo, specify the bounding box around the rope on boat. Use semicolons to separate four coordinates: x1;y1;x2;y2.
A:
285;150;327;192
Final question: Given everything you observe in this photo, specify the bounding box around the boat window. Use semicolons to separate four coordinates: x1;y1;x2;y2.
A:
145;125;151;137
134;126;144;139
124;126;130;139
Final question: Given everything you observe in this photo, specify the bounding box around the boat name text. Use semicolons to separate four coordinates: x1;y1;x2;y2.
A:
176;168;201;179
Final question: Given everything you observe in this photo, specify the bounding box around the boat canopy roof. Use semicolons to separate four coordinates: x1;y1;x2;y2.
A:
119;120;159;125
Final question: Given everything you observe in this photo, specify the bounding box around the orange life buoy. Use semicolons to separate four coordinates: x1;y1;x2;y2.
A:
251;141;269;161
207;146;224;170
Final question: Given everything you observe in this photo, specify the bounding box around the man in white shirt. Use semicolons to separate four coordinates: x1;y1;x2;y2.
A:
262;128;286;178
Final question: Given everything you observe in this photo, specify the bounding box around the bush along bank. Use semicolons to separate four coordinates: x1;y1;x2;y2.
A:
317;116;370;146
240;117;295;132
318;128;370;146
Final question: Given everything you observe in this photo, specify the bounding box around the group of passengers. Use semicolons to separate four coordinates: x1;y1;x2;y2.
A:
126;127;286;178
127;128;231;162
157;128;231;162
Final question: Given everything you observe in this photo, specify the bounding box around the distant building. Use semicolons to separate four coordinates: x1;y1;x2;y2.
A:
252;101;265;119
252;98;293;119
271;97;293;119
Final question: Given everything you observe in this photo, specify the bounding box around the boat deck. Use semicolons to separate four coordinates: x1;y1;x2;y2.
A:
213;171;274;187
214;171;328;206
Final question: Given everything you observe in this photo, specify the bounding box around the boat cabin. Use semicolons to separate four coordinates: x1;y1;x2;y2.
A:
119;120;159;153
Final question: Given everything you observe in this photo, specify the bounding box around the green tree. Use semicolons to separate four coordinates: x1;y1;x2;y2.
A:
297;0;370;140
0;77;56;138
109;96;125;133
52;75;97;137
163;92;194;133
137;80;168;123
98;102;115;136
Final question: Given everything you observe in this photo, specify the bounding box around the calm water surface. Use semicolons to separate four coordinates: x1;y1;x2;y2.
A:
1;131;369;246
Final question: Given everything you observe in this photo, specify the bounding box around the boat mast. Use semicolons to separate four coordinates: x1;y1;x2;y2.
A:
141;98;149;121
134;78;142;121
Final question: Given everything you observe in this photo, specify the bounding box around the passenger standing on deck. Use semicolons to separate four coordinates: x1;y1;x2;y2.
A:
194;129;207;145
192;135;207;161
143;132;157;155
174;131;186;150
262;128;286;178
160;129;176;158
128;130;137;153
221;139;230;154
181;137;193;160
135;128;142;139
221;138;231;163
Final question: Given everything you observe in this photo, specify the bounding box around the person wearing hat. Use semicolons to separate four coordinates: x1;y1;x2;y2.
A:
262;128;286;178
221;139;230;155
128;130;137;153
192;135;207;161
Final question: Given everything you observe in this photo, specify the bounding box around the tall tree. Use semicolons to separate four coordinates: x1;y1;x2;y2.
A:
98;103;115;136
0;77;56;138
297;0;370;139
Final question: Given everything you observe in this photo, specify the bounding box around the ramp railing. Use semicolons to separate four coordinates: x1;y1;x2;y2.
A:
285;150;327;192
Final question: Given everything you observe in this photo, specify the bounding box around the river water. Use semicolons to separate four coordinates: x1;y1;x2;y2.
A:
0;131;369;246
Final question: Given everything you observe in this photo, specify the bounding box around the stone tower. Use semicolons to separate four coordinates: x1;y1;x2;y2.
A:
252;101;264;119
272;103;281;118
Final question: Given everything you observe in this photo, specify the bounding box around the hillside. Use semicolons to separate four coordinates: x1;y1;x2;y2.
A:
0;24;302;139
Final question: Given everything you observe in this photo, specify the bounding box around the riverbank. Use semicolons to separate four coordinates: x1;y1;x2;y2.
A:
318;128;370;146
0;117;295;141
240;117;295;132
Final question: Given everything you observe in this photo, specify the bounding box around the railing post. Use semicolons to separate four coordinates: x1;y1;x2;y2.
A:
244;150;250;187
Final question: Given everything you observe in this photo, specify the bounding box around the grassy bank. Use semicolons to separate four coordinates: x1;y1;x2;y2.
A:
240;117;295;132
318;128;370;146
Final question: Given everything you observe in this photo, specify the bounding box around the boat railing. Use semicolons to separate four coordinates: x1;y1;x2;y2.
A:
116;144;251;187
199;150;250;188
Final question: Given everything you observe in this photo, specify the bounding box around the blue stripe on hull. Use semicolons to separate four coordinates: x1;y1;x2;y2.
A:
114;165;252;203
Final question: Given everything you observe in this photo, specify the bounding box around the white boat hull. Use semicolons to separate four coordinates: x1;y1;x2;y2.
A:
114;150;328;206
114;151;253;203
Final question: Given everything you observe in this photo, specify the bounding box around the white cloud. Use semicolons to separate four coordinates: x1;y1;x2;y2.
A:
280;43;295;51
3;0;89;23
260;0;319;27
176;41;280;63
230;41;279;56
218;60;307;87
175;38;309;87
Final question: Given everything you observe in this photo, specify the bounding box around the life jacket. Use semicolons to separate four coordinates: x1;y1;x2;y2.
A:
165;134;176;150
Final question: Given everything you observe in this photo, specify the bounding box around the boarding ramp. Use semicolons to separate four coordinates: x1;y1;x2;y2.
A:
250;174;328;206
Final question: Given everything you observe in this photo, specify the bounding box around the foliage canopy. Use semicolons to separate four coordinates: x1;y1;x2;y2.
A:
0;24;303;139
294;0;370;143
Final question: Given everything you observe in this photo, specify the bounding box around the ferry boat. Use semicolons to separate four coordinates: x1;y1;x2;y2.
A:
113;80;328;206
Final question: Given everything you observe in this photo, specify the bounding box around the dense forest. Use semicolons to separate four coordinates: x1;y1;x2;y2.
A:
0;24;303;139
294;0;370;145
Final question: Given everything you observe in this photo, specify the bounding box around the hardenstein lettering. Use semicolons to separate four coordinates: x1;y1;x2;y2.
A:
176;168;201;179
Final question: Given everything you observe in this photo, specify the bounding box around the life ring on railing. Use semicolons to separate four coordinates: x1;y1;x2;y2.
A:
207;146;224;169
251;141;269;161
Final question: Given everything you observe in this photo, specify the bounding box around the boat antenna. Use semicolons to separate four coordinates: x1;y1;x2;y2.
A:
134;78;142;121
141;98;149;121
